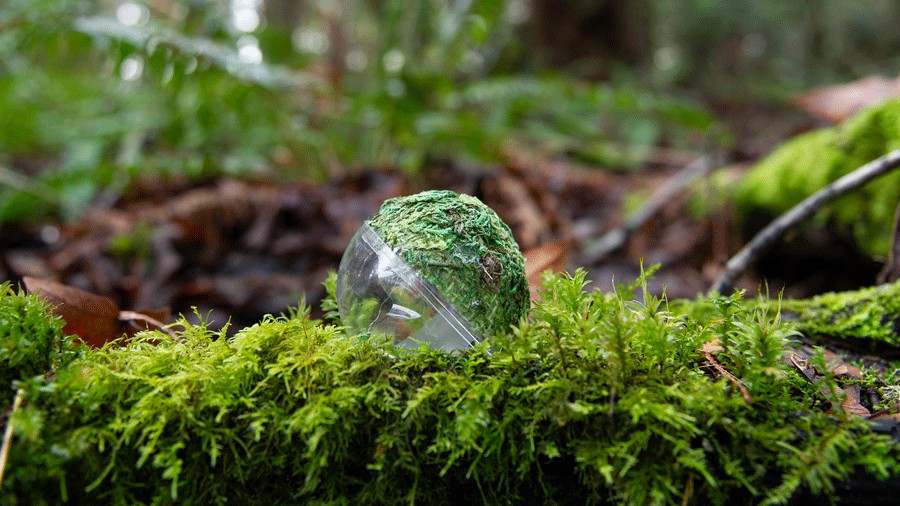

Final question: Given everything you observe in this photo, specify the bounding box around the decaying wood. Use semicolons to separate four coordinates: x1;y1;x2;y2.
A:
877;201;900;283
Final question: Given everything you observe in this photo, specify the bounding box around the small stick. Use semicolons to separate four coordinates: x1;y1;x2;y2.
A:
0;390;25;489
877;201;900;283
710;149;900;294
118;310;178;339
583;154;716;264
703;350;753;404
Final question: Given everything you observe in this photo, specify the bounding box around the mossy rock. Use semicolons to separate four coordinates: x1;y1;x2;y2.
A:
2;271;898;505
368;190;530;339
736;98;900;257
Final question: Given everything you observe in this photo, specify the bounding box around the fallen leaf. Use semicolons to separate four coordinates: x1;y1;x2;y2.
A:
791;75;900;123
822;348;862;379
481;173;553;250
787;352;818;383
24;276;120;347
840;384;871;417
787;347;874;417
701;337;723;355
523;239;571;301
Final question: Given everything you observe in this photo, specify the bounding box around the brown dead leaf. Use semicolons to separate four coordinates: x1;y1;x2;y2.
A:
791;75;900;123
822;348;862;379
23;277;176;345
701;337;723;355
481;173;553;251
787;347;874;417
840;383;871;417
821;349;871;416
523;239;571;301
24;276;120;347
787;352;818;383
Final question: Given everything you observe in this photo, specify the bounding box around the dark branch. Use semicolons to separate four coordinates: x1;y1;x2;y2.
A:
582;154;716;264
878;201;900;283
710;149;900;294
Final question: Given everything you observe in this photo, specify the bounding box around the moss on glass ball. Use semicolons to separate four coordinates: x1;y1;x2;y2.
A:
368;190;529;338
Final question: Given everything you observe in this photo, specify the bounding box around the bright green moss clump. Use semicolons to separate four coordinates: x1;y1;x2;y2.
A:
368;190;529;338
736;99;900;256
0;282;77;407
3;272;898;505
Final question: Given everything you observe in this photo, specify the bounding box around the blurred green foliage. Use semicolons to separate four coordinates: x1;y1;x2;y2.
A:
1;1;897;223
0;0;714;222
649;0;900;94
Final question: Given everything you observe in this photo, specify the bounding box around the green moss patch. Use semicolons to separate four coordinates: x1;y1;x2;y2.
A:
369;190;530;339
782;281;900;348
2;272;898;505
0;282;77;407
736;99;900;257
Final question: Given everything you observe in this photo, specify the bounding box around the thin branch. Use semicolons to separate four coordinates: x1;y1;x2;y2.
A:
877;201;900;284
582;154;717;264
710;149;900;294
0;390;25;489
704;350;753;404
700;338;752;404
118;310;178;339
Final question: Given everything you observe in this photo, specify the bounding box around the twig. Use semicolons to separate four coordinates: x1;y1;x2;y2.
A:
703;349;753;404
710;149;900;294
118;310;179;339
582;154;716;264
877;201;900;283
0;390;25;489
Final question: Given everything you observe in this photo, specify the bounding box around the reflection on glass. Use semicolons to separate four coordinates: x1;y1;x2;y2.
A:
336;223;481;352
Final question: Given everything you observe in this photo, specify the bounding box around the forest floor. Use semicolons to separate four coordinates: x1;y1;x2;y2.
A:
0;98;887;333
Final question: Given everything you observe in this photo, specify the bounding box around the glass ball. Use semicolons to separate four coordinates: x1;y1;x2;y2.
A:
335;223;481;352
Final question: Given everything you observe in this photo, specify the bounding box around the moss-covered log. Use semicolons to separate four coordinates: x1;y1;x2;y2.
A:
782;282;900;349
1;273;898;505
